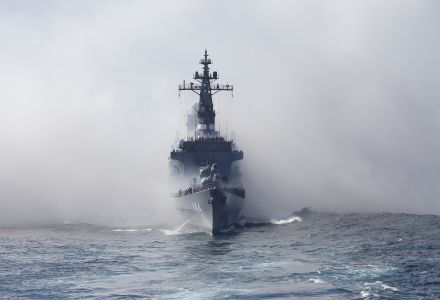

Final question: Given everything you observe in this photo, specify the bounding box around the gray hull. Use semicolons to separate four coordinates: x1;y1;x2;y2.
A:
176;188;244;234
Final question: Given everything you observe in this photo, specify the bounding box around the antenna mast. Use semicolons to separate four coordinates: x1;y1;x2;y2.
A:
178;50;233;138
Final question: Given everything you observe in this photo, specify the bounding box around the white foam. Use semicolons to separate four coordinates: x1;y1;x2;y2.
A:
270;216;302;225
360;290;371;298
309;278;325;284
379;282;399;291
364;281;398;291
361;281;399;297
159;229;180;236
112;228;152;232
347;264;397;278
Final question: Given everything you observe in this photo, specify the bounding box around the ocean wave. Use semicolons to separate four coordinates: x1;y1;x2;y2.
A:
360;281;399;298
309;278;325;284
364;281;398;291
270;216;303;225
3;212;438;299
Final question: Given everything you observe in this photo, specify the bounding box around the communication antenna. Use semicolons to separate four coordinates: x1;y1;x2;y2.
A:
226;91;228;140
179;94;187;139
217;96;221;137
178;49;233;138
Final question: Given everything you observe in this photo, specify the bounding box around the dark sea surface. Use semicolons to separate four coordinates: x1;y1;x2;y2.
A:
1;212;440;299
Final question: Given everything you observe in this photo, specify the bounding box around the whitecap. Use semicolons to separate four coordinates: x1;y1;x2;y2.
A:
379;282;399;291
361;281;399;297
360;290;371;298
309;278;325;284
270;216;302;225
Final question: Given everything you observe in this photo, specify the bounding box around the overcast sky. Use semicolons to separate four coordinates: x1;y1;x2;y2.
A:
1;0;439;224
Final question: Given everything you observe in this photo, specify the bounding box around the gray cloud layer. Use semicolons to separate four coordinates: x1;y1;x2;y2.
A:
1;0;439;224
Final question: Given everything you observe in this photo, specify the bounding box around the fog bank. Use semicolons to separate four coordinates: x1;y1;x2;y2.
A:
1;0;440;224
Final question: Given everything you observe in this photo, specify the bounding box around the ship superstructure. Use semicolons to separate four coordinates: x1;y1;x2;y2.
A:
170;50;245;234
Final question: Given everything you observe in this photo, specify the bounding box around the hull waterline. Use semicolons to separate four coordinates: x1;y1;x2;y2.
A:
176;188;245;234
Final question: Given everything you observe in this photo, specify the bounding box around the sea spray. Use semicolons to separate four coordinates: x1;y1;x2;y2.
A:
160;214;201;235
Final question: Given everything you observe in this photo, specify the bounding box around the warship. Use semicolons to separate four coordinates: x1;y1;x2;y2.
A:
170;50;245;234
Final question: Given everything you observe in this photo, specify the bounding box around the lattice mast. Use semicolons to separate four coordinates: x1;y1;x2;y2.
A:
178;50;233;138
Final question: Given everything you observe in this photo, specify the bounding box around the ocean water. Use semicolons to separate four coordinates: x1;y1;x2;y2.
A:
1;212;439;299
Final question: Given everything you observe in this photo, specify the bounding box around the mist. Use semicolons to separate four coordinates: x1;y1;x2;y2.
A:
1;0;439;225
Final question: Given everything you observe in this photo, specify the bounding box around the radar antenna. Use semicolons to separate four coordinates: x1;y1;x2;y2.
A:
178;50;233;138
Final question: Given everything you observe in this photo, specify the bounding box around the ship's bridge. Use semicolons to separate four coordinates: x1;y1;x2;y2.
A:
170;137;243;176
